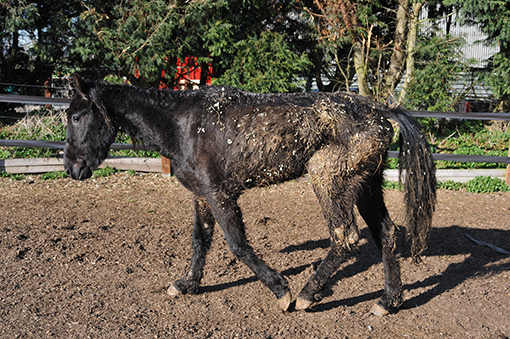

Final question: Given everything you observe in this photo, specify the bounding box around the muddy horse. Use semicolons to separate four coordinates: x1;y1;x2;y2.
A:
64;74;436;314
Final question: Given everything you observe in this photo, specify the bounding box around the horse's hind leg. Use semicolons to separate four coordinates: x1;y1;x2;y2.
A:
357;171;403;315
296;154;361;310
168;194;215;295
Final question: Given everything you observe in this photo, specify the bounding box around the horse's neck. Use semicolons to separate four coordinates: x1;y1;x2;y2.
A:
105;85;175;148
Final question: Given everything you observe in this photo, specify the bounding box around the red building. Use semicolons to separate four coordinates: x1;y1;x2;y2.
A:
173;56;212;90
134;56;212;90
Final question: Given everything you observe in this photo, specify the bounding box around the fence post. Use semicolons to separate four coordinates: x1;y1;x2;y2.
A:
506;140;510;185
161;156;171;177
44;78;51;109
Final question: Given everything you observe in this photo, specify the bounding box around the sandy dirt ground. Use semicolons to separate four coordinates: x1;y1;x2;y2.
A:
0;173;509;338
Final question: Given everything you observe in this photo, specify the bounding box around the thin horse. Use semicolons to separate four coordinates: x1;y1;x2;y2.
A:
64;74;436;314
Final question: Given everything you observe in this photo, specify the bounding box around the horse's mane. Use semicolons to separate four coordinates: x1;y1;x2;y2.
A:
84;80;111;124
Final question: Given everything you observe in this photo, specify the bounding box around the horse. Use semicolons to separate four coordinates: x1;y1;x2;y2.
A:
64;74;436;314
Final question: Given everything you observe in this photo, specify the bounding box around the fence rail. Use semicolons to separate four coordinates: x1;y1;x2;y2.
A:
1;94;509;181
0;94;71;106
408;110;510;121
0;156;161;174
0;139;152;151
1;140;509;164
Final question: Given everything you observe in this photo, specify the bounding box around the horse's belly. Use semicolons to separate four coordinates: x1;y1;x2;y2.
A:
229;146;312;188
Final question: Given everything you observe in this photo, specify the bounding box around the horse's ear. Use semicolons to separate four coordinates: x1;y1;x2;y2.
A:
72;73;90;98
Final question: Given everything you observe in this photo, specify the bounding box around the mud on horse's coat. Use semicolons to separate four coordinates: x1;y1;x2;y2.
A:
64;74;436;314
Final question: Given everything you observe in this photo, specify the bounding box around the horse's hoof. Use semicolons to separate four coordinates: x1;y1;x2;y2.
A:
277;291;292;312
167;284;182;296
371;303;389;317
295;296;313;311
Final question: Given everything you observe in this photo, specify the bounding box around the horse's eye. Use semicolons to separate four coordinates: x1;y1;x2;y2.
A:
72;115;80;123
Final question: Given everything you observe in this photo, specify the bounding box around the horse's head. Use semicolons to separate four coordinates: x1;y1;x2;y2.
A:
64;74;117;180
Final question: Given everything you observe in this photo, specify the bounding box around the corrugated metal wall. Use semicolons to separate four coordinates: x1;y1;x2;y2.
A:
420;8;500;68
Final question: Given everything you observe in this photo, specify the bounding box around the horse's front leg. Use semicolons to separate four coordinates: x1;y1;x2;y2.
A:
168;194;215;295
205;190;292;311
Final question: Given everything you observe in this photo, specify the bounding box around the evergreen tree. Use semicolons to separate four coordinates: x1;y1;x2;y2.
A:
0;0;486;102
79;0;312;91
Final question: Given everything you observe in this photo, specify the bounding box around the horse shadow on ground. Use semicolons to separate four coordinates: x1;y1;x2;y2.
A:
200;225;510;313
283;225;510;312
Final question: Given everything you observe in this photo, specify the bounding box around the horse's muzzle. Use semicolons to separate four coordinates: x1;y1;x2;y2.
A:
64;160;93;180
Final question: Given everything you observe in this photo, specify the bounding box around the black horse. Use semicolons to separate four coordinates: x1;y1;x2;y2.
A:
64;74;436;314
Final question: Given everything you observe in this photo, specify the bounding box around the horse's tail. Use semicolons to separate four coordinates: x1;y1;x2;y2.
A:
386;108;437;259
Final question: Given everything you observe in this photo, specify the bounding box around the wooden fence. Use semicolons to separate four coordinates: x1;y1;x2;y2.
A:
1;94;509;183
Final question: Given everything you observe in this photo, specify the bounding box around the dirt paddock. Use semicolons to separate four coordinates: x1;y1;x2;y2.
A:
0;173;509;338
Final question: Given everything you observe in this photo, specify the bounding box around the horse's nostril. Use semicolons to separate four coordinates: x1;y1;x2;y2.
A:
65;168;72;177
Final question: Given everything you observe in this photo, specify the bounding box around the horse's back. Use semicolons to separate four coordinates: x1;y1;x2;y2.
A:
186;87;394;190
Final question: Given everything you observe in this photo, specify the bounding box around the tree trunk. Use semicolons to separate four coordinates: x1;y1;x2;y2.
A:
5;31;20;84
384;0;409;102
399;2;423;104
353;41;371;96
336;0;372;96
506;139;510;185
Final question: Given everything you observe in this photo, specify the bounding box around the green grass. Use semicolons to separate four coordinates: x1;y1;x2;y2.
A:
388;121;510;169
93;166;119;177
382;180;403;190
38;166;120;179
428;120;509;169
387;120;509;170
40;171;67;180
463;176;510;193
437;180;464;191
0;166;121;181
0;171;25;180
